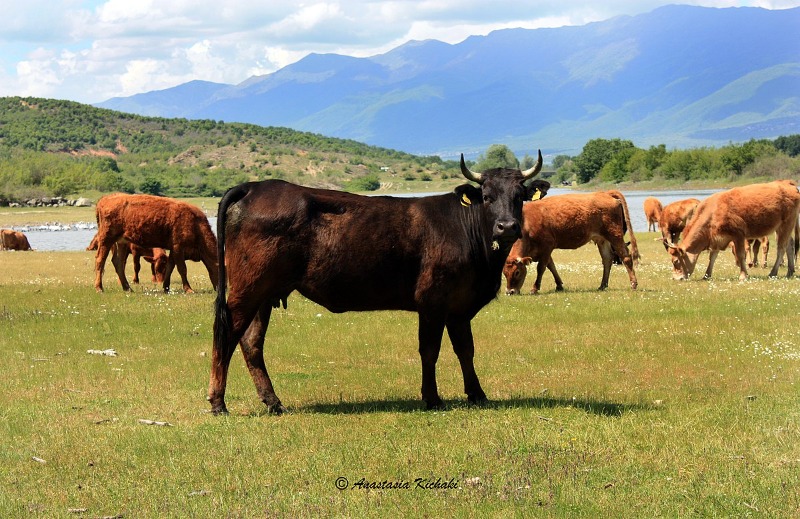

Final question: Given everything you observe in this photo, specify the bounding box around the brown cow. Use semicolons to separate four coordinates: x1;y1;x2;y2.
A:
88;234;170;285
208;151;544;414
658;198;701;246
643;196;663;232
93;193;218;293
666;180;800;281
0;229;33;251
502;192;638;294
745;236;769;268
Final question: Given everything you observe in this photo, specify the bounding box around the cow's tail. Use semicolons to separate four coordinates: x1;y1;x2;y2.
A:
795;217;800;262
213;183;251;355
609;191;641;264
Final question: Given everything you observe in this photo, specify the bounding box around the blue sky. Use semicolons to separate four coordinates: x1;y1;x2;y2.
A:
1;0;798;104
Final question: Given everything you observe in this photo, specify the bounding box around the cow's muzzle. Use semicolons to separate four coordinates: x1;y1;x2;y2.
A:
493;219;520;243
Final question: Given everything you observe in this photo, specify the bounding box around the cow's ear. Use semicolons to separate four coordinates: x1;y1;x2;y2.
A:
454;184;482;207
525;179;550;201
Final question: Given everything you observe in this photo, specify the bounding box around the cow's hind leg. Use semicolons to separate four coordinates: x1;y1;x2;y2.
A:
418;316;446;409
111;245;133;291
728;239;748;281
446;319;487;405
770;224;793;278
208;298;262;415
545;258;564;292
239;302;286;414
94;239;116;292
596;241;613;290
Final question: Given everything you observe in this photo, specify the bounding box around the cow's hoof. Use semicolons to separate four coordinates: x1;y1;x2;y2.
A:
267;403;287;415
210;406;229;416
424;397;445;410
467;393;489;406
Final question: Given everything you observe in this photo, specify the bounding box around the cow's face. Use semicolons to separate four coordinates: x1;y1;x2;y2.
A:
503;256;531;294
144;251;170;283
460;150;543;249
666;245;696;280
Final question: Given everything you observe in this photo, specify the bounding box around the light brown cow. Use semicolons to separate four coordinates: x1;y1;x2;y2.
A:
93;193;219;293
0;229;33;251
745;236;769;268
666;180;800;281
643;196;663;232
658;198;701;245
88;234;170;285
503;192;638;294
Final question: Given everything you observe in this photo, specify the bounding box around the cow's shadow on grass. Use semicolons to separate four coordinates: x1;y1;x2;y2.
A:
281;395;653;417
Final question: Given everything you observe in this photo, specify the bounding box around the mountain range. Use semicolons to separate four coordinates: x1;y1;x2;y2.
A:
96;5;800;159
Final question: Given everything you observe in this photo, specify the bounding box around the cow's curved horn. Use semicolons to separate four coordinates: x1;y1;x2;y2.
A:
665;239;677;248
460;154;483;184
521;150;543;180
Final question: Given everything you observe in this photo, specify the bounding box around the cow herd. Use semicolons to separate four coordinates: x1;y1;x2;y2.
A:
2;155;799;413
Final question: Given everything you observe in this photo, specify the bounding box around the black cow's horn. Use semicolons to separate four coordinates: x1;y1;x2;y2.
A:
460;154;483;184
521;150;543;180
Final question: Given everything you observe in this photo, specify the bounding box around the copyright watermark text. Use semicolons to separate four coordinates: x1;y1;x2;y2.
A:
335;476;459;491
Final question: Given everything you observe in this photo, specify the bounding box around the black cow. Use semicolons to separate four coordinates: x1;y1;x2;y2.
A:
208;150;543;414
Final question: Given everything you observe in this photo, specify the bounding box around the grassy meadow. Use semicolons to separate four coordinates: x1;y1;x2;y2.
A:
2;220;800;516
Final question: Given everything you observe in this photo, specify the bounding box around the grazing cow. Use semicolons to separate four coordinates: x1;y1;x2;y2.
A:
502;192;638;295
745;236;769;268
208;150;544;414
643;196;663;232
0;229;33;251
658;198;701;246
93;193;218;293
87;235;170;285
665;180;800;281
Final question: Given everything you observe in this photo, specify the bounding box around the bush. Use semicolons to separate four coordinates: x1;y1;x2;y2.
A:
349;174;380;192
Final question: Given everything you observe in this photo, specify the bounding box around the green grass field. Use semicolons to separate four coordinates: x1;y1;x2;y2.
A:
1;228;799;517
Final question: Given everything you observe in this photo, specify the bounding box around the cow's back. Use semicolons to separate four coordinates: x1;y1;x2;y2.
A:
521;193;623;252
709;181;799;236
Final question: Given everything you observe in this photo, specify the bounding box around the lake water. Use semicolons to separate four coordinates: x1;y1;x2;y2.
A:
8;190;720;251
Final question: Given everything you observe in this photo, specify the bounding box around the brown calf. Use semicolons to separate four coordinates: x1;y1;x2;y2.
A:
93;193;218;293
658;198;701;246
503;192;638;294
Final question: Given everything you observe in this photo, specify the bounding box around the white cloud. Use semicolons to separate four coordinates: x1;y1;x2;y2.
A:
1;0;798;103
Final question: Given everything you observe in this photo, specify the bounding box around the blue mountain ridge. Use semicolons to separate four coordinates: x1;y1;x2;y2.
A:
96;5;800;158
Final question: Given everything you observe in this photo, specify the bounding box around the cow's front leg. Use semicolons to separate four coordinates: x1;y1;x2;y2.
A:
171;251;195;293
704;248;724;280
534;255;549;293
446;319;487;405
418;316;445;409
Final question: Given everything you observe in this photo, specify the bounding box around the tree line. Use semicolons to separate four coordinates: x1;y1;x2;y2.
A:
550;136;800;185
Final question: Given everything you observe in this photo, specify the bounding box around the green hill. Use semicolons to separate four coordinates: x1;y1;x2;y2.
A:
0;97;461;202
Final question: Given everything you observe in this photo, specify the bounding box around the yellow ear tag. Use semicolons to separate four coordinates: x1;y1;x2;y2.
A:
460;193;472;207
530;188;542;201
